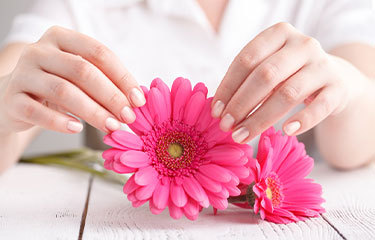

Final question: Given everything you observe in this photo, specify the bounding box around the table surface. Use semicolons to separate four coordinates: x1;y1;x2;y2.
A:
0;161;374;240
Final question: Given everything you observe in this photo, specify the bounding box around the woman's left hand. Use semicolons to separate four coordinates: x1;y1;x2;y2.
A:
212;22;365;143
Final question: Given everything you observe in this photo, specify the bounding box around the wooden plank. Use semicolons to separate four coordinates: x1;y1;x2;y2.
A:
0;163;91;240
311;163;375;239
83;169;340;240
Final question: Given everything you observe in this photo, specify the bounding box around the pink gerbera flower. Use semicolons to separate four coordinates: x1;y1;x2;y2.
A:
102;77;252;220
232;127;325;224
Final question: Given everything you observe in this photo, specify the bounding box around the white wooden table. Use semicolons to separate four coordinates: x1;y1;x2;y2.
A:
0;162;374;240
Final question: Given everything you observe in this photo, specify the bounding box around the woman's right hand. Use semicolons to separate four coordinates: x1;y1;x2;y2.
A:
0;26;145;134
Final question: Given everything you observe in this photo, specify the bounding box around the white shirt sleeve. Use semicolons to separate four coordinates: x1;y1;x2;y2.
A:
313;0;375;51
2;0;75;45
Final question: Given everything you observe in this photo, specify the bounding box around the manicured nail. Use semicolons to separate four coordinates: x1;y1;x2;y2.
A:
232;127;249;143
121;106;136;123
105;117;121;131
67;121;83;133
220;113;235;132
284;121;301;135
211;100;224;118
130;88;146;107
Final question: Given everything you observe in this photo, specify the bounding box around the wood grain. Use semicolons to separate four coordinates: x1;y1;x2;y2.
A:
0;164;90;240
82;171;340;240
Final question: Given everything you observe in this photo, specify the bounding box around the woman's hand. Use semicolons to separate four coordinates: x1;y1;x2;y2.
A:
212;22;366;143
0;26;145;134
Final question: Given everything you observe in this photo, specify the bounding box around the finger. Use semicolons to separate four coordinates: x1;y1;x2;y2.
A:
219;41;312;132
212;22;295;118
9;93;83;133
283;86;340;136
231;65;325;143
36;48;136;124
21;70;122;132
41;26;146;107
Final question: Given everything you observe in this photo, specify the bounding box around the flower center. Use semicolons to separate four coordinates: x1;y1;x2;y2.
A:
142;121;208;177
167;142;183;158
266;174;283;207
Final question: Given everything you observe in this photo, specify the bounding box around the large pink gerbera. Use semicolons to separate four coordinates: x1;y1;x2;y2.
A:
232;127;325;224
102;77;252;220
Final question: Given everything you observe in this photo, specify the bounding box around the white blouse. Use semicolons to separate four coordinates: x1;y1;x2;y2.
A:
3;0;375;157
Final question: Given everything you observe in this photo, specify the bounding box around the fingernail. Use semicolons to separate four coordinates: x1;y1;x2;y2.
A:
67;121;83;133
130;88;146;107
220;113;235;132
232;127;249;143
284;121;301;135
121;106;136;123
105;117;121;131
211;100;225;118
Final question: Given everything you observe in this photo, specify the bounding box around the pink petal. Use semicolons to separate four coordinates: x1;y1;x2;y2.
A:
135;179;158;200
127;192;137;202
204;145;244;165
123;175;139;194
194;172;222;193
183;199;200;216
111;131;143;150
184;212;199;221
102;149;120;170
224;185;241;196
204;122;231;145
183;91;205;125
103;135;128;150
134;166;158;186
182;177;209;203
171;77;184;104
149;200;164;215
153;177;170;210
151;78;171;118
113;160;136;173
192;82;208;97
170;180;188;207
226;166;250;179
199;164;232;183
128;108;152;135
120;150;150;168
216;187;229;198
207;193;228;210
172;78;192;121
148;87;169;124
132;200;147;208
195;98;214;132
169;202;183;219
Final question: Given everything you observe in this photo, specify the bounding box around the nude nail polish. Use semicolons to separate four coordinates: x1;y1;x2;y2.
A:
232;127;249;143
105;117;121;131
130;88;146;107
67;121;83;133
284;121;301;135
220;113;235;132
211;100;225;118
121;106;136;123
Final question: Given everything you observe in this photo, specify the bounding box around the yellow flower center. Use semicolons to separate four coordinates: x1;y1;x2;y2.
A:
266;187;273;200
167;142;184;158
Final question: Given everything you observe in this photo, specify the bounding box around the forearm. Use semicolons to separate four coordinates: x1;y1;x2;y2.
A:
315;77;375;169
315;44;375;169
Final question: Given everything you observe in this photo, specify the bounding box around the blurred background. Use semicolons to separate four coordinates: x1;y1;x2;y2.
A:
0;0;84;156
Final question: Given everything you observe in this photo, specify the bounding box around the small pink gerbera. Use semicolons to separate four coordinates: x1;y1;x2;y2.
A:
232;127;325;224
102;77;252;220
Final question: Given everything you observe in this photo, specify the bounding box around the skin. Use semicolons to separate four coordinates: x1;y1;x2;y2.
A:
0;0;374;172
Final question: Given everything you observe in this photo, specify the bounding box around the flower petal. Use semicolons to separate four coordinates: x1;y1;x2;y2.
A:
192;82;208;97
111;131;143;150
207;193;228;210
204;145;244;165
226;166;250;179
103;135;128;150
172;78;192;121
153;177;170;210
123;174;139;194
148;87;169;124
194;172;222;193
128;108;152;135
134;166;158;186
170;180;188;207
199;164;232;183
151;78;171;118
120;150;150;168
195;98;214;132
183;91;205;125
183;199;200;216
135;179;158;200
169;202;183;219
182;177;209;203
149;200;164;215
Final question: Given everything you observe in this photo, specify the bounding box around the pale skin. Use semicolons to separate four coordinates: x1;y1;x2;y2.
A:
0;0;374;173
